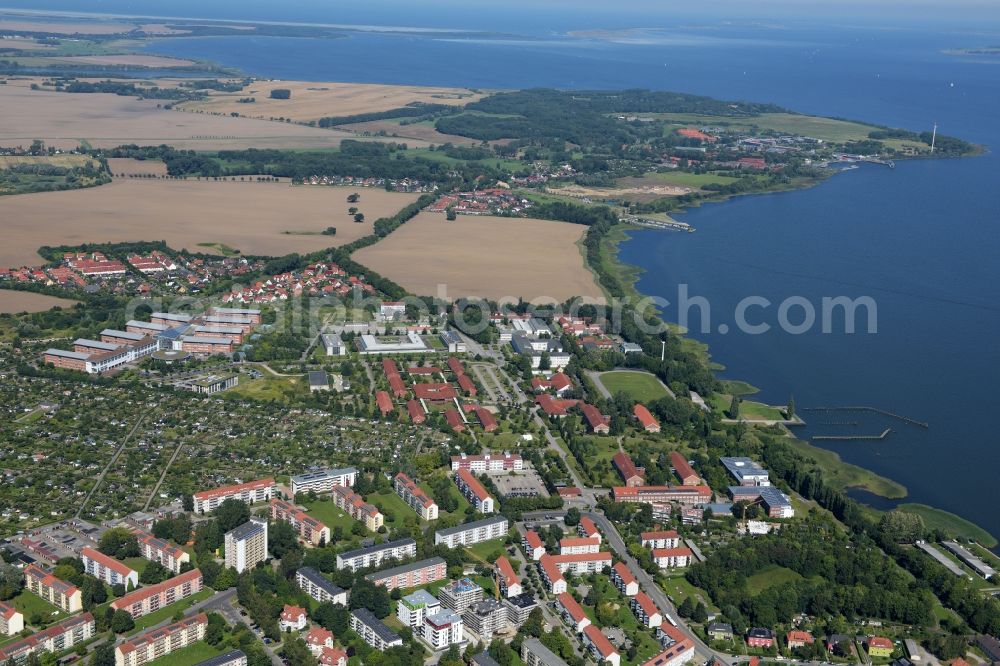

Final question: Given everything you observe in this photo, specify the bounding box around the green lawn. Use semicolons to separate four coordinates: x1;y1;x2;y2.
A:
299;499;365;536
368;491;424;531
129;589;215;634
746;565;802;594
639;171;740;188
10;589;64;623
654;112;877;144
123;557;150;575
896;504;997;548
465;537;508;563
145;641;222;666
659;574;716;611
597;371;670;403
223;374;305;403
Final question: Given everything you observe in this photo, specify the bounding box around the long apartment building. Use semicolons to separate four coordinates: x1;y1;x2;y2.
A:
495;556;522;598
336;538;417;572
454;469;495;514
434;516;508;548
393;473;439;521
640;530;681;549
612;485;713;507
192;478;275;514
364;557;447;591
209;307;262;324
110;569;203;619
583;624;621;666
224;519;268;573
350;608;402;651
450;452;523;472
522;637;570;666
24;564;82;613
81;547;139;589
295;567;347;606
0;613;95;664
0;601;24;637
134;530;190;574
332;485;384;532
115;613;207;666
270;498;330;546
290;467;357;497
558;537;601;555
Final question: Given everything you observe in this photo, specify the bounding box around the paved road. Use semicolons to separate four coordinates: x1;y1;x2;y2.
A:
202;589;285;666
143;440;185;511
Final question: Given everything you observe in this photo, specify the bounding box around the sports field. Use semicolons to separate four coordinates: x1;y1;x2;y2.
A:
598;371;671;402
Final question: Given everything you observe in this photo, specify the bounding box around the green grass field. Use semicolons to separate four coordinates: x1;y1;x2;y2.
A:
465;537;508;563
746;565;803;594
896;504;997;548
222;375;304;403
10;589;64;623
299;499;365;536
655;112;877;143
598;371;670;402
369;491;423;531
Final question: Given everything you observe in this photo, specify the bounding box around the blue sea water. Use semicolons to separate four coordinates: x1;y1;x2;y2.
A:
11;2;1000;537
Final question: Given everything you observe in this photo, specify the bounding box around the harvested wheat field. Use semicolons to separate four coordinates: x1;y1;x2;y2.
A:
0;180;420;266
178;80;484;123
106;158;169;177
340;119;477;145
0;290;78;313
0;83;430;151
354;212;603;302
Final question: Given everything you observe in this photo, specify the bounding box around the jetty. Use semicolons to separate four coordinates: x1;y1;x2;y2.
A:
813;428;892;442
803;406;928;428
622;215;694;233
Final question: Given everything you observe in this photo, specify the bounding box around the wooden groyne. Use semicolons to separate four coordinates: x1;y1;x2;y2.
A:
803;406;928;428
813;428;892;442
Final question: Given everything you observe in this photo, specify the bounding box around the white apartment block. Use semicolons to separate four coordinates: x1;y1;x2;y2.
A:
397;590;440;629
192;478;274;514
290;467;357;497
335;538;417;571
450;453;523;472
115;613;206;666
81;548;139;589
296;567;348;606
224;519;268;573
423;611;464;650
0;613;94;664
135;530;190;574
434;516;508;549
0;601;24;637
393;473;439;521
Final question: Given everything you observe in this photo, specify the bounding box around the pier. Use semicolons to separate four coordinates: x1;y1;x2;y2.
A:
813;428;892;441
622;216;694;233
803;406;928;428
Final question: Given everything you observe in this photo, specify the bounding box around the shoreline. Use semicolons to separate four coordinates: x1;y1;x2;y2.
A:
597;168;998;547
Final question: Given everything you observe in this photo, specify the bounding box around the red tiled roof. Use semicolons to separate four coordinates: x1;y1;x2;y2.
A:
652;547;693;559
456;468;490;500
524;531;544;550
281;604;306;621
669;451;699;483
634;591;659;617
413;383;458;401
641;530;680;541
444;409;465;431
539;555;564;584
560;537;600;549
612;451;644;482
584;624;618;658
535;394;579;416
375;391;393;415
787;631;814;644
81;547;136;578
868;637;893;649
193;478;274;501
557;592;588;623
633;404;660;430
406;399;425;423
111;569;202;611
613;561;636;585
551;552;612;565
496;556;519;588
581;403;610;430
579;517;599;537
557;486;581;497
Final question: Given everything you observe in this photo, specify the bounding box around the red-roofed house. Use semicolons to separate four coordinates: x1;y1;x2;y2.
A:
559;537;601;555
640;530;680;549
319;647;348;666
866;637;894;658
633;404;661;433
531;372;573;395
538;555;566;594
669;451;701;486
612;485;712;506
413;383;458;402
557;592;591;633
612;451;645;487
523;531;546;561
375;391;393;416
280;605;307;632
455;468;493;513
578;517;601;542
651;547;694;569
406;399;425;424
631;592;663;628
535;394;580;417
305;627;334;655
581;403;611;434
495;556;522;598
583;625;621;666
557;486;582;498
612;561;639;596
786;631;814;649
456;373;477;396
444;409;466;433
